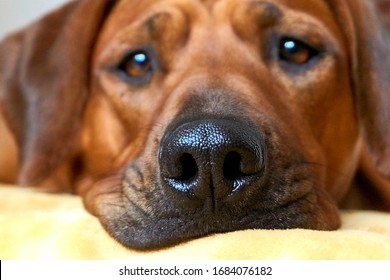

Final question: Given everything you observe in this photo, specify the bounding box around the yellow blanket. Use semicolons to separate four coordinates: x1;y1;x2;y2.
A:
0;186;390;259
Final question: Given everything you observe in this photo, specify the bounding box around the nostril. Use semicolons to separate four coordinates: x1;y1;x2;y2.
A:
223;151;244;180
223;150;263;180
175;153;198;181
161;152;200;196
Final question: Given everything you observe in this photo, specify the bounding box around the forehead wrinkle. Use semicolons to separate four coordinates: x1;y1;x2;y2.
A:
229;0;283;42
146;12;172;39
142;6;191;47
248;0;283;27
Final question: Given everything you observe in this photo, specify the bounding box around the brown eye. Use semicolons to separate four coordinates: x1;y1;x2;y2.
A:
117;50;154;84
279;38;319;65
121;52;151;77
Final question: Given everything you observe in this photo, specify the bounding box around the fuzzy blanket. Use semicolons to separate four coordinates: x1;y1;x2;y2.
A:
0;186;390;259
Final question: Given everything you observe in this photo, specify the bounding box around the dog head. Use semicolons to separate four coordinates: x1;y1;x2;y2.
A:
1;0;389;249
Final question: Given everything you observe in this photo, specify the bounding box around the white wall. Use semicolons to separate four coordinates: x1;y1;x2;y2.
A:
0;0;68;39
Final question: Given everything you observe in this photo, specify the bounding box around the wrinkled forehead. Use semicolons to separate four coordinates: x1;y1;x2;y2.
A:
108;0;334;21
96;0;340;47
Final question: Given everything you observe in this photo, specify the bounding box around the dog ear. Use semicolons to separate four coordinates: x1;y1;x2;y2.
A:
0;0;117;187
329;0;390;207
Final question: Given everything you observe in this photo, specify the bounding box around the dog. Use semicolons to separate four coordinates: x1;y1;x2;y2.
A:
0;0;390;250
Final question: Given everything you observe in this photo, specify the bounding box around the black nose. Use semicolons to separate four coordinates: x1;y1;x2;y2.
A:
159;119;266;207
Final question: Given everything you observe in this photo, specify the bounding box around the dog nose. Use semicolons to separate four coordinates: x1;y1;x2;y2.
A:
159;119;266;205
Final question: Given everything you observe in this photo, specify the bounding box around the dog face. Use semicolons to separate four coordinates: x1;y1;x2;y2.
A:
1;0;390;250
82;0;357;249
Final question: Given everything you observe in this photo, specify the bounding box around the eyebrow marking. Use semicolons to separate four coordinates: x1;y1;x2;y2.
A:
144;9;190;47
250;0;282;28
146;12;172;40
232;0;283;41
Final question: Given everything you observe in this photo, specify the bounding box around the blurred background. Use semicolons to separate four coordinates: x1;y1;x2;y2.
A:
0;0;68;39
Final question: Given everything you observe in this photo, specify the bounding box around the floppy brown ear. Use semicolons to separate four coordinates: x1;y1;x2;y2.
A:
0;0;117;188
328;0;390;208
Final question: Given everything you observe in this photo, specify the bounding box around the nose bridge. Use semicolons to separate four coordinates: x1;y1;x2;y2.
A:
156;0;280;132
185;26;227;70
158;0;272;98
183;23;266;92
174;1;236;69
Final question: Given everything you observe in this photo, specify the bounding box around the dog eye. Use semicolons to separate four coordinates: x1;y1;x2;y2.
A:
279;37;319;65
117;50;153;84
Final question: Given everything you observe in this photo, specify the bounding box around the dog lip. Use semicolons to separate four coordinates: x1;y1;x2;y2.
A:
108;187;317;250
